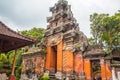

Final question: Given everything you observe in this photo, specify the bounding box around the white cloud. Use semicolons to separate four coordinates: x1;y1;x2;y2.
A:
0;0;120;37
0;16;19;31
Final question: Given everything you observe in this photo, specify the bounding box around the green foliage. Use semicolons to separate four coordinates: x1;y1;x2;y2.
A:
20;27;45;43
0;54;8;63
90;13;109;44
16;49;22;66
16;65;22;80
6;70;11;76
40;74;50;80
7;51;15;65
88;37;96;45
90;11;120;53
0;62;3;70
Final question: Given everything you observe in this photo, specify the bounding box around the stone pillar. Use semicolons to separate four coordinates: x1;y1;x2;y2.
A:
9;50;17;80
35;57;42;74
55;41;63;79
112;67;118;80
84;59;92;80
57;41;63;72
105;60;112;80
100;58;106;80
21;60;25;73
45;46;52;70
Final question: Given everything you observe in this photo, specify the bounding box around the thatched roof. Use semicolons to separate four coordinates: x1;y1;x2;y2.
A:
0;21;35;52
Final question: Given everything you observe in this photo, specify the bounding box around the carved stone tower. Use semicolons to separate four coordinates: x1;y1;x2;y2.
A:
20;0;113;79
44;0;88;79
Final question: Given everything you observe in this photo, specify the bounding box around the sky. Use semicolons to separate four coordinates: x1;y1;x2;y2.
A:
0;0;120;38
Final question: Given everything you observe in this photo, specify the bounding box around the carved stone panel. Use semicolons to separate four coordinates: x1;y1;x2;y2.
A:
46;34;62;46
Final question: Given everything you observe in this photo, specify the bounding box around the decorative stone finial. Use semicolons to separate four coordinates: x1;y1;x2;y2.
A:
58;0;68;4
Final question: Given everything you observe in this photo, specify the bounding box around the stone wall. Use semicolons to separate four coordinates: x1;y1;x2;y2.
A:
21;51;45;80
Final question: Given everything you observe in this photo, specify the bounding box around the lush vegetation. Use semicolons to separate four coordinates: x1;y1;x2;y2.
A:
89;11;120;53
20;27;45;43
0;27;45;80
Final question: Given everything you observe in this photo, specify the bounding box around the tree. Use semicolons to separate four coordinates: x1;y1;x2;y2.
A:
88;37;96;45
20;27;45;43
90;13;109;44
90;11;120;53
0;54;8;69
101;11;120;52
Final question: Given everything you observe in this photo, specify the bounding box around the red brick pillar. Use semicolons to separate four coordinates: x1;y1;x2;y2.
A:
65;50;73;74
106;60;112;80
45;46;52;70
74;53;83;74
100;58;106;80
57;41;63;72
84;59;92;80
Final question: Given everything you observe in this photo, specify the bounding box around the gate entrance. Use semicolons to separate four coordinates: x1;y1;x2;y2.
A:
91;60;101;80
51;46;57;73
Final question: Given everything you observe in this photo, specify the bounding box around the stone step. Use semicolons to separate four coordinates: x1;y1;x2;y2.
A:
49;74;56;80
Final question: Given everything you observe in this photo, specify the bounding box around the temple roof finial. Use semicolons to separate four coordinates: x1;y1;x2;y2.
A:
58;0;68;4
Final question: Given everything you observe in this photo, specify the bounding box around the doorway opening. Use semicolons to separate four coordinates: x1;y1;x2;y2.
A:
91;60;101;80
51;45;57;73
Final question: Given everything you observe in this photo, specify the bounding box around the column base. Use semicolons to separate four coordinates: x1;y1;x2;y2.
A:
79;71;86;80
55;72;63;79
9;75;16;80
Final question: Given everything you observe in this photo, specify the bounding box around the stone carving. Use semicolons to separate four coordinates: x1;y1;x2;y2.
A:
46;34;62;46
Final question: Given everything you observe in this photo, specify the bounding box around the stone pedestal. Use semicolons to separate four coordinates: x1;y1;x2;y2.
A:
20;73;38;80
55;72;63;80
66;74;70;80
79;71;86;80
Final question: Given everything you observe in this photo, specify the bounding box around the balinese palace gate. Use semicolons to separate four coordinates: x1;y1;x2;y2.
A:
44;0;112;79
0;21;34;80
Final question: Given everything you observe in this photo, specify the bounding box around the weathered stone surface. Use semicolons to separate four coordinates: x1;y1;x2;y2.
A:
21;46;45;80
0;73;7;80
20;74;38;80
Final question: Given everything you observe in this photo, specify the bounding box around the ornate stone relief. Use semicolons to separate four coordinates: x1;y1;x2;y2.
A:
46;34;63;46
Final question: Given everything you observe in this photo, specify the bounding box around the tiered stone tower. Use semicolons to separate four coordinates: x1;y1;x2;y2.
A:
44;0;88;79
20;0;113;79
